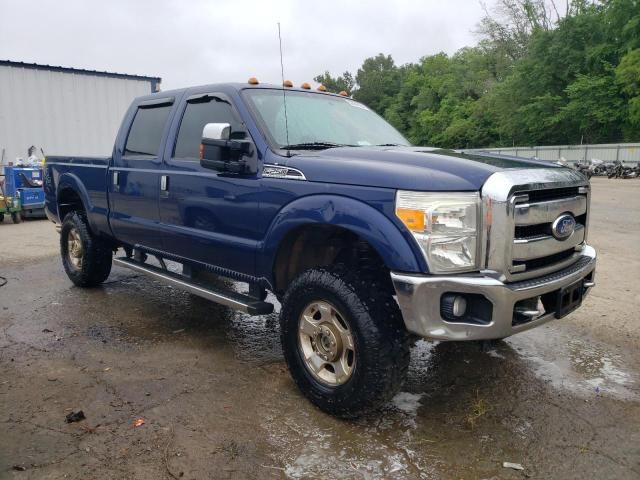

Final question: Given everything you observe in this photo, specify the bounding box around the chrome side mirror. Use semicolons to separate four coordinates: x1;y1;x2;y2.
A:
200;122;256;174
202;123;231;141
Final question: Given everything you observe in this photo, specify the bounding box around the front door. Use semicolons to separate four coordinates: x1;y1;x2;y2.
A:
158;92;261;276
109;98;174;250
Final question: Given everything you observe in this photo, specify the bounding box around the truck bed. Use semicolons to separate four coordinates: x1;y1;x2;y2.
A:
44;155;112;235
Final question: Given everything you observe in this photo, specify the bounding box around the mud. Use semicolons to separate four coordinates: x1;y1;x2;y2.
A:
1;177;639;479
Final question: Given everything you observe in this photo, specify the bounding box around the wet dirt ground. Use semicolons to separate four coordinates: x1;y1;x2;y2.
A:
1;177;639;479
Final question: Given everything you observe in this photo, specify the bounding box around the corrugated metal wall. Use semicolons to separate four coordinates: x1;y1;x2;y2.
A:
0;64;154;166
466;144;640;165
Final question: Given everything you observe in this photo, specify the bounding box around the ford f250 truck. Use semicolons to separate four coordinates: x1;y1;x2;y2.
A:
44;80;596;417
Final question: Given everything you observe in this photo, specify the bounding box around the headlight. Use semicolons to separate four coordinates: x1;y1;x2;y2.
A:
395;191;480;273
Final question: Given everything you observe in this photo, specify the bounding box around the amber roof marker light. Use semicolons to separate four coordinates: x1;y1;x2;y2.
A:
317;84;327;92
301;82;311;89
248;77;259;85
339;91;349;96
283;79;293;87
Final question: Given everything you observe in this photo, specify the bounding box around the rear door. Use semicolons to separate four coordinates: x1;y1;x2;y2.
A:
158;92;262;275
109;97;174;250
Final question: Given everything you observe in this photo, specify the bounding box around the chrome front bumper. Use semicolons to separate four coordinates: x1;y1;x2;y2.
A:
391;245;596;341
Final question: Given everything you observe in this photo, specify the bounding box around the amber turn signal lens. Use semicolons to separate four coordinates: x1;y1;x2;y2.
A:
396;208;425;232
338;91;348;96
317;84;327;92
301;82;311;89
248;77;259;85
283;79;293;87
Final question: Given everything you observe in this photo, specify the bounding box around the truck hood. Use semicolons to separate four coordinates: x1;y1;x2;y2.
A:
283;147;561;191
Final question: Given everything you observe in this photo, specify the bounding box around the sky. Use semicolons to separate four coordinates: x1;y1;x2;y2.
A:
0;0;490;90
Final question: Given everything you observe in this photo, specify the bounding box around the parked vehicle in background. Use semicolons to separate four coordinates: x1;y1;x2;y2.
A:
0;178;22;223
1;166;46;220
607;160;639;179
43;80;597;417
590;160;610;177
574;163;593;179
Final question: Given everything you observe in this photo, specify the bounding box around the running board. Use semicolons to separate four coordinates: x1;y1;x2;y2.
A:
113;257;274;316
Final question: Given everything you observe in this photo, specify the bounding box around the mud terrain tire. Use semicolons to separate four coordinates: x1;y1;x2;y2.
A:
60;212;112;287
280;266;409;418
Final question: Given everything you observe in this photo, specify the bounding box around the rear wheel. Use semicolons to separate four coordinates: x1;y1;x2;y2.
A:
280;266;409;418
0;213;4;223
60;212;112;287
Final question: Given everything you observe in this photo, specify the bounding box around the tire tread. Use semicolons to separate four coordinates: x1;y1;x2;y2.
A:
60;212;112;287
280;264;409;418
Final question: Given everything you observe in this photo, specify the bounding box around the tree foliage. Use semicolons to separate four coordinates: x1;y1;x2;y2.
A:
313;71;355;94
316;0;640;147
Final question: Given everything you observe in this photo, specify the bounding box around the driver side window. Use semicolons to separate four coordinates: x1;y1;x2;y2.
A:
173;96;245;160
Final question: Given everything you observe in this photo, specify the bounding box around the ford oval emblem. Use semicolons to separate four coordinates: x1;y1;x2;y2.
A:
552;214;576;240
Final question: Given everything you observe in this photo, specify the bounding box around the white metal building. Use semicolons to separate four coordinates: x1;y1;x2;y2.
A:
0;60;161;166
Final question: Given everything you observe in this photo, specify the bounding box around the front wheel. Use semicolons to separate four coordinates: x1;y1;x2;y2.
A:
60;212;112;287
11;211;21;223
280;266;409;418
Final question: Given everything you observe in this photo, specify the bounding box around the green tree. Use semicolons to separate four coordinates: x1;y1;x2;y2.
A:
556;73;624;143
315;0;640;148
616;49;640;128
313;71;355;94
353;54;404;115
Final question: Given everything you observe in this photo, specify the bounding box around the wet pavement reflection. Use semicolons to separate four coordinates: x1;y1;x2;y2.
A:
108;269;640;478
1;259;639;479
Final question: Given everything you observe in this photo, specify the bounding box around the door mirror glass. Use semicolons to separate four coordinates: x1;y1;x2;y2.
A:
200;123;256;174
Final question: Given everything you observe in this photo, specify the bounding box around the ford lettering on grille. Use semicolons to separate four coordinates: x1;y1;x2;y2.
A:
551;214;576;240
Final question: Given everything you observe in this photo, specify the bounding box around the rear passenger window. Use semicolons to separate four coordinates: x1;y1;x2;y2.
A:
174;96;244;160
124;104;172;157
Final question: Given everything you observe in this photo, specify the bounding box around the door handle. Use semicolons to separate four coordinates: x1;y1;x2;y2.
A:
112;171;119;185
160;175;169;192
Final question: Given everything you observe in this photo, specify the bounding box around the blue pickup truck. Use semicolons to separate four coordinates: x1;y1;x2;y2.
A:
44;80;596;417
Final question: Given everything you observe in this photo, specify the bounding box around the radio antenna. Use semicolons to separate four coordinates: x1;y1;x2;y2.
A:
277;22;290;154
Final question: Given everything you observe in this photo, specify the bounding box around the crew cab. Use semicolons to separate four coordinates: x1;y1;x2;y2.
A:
44;80;596;417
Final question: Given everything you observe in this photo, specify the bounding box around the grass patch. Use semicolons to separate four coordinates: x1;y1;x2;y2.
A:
465;390;492;429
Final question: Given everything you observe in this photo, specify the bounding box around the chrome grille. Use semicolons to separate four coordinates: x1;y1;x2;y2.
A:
480;168;590;282
509;188;588;278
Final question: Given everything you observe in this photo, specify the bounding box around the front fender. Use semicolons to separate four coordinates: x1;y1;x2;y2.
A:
258;194;425;284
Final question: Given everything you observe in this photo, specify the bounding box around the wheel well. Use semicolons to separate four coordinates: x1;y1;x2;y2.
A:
57;188;85;221
273;225;391;295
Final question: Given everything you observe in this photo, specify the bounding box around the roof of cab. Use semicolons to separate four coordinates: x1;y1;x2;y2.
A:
136;82;347;102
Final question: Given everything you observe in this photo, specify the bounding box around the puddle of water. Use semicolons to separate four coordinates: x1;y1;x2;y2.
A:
405;339;438;386
284;446;386;480
263;341;441;480
277;424;435;480
507;326;637;400
225;309;282;365
392;392;424;416
486;349;505;359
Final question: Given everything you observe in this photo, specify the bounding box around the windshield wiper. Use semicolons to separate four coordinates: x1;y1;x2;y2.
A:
280;142;352;150
374;143;403;147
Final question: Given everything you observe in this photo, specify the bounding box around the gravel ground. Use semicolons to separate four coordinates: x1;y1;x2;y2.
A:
0;177;638;479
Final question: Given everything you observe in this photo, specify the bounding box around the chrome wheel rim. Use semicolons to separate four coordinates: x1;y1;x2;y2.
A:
67;227;83;270
298;301;355;386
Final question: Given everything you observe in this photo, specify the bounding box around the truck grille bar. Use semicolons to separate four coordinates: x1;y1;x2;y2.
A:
514;195;587;225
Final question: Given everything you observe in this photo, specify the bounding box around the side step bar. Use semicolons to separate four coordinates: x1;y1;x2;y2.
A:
113;257;274;316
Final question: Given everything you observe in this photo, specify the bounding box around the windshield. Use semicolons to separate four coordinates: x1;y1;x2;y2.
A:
243;89;410;149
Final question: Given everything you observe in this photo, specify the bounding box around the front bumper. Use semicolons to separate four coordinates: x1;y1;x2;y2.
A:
391;245;596;341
